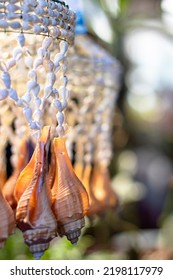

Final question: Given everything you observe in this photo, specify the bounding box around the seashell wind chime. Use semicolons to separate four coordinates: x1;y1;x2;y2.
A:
66;35;121;217
65;0;121;217
0;0;89;259
0;0;121;259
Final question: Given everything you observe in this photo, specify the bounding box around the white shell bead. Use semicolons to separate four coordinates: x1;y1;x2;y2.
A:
9;21;21;29
50;27;60;38
60;41;68;55
24;56;33;69
33;25;42;34
39;0;48;8
17;33;25;47
35;6;44;16
6;58;16;70
6;13;20;20
22;22;31;31
6;4;19;12
1;72;11;88
47;73;56;86
22;92;31;103
16;98;24;107
0;20;8;28
13;47;23;60
27;0;37;6
0;89;8;100
33;109;43;122
52;88;59;96
29;121;40;130
54;54;64;67
34;58;43;69
53;100;63;111
56;112;64;125
8;88;18;101
51;19;57;26
44;85;53;98
23;106;32;123
42;37;52;50
28;70;37;81
56;125;64;137
37;48;46;59
41;17;49;26
34;97;41;107
33;85;40;97
26;80;37;92
61;99;67;110
21;4;29;13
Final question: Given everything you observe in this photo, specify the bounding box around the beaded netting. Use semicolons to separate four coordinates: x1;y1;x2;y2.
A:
0;0;122;258
0;0;76;168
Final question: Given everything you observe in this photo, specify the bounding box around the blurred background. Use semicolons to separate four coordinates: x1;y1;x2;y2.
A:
1;0;173;260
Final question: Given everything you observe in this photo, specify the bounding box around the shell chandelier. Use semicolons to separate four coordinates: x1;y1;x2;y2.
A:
0;0;90;260
0;0;121;260
66;34;121;217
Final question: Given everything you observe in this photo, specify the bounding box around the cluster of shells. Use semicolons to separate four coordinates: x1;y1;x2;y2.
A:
0;126;89;259
0;0;121;260
66;35;121;216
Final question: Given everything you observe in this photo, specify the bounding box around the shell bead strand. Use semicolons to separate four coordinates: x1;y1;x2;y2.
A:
0;0;87;259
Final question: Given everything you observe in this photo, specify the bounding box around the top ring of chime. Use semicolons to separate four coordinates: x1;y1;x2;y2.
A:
0;0;76;44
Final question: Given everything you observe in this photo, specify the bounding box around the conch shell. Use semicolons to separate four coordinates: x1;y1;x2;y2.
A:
80;164;100;216
89;164;118;215
14;126;57;259
51;137;89;244
0;157;7;190
0;188;15;248
2;139;29;210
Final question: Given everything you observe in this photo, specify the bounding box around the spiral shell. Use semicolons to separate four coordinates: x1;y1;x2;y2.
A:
88;164;118;215
14;126;57;259
2;139;29;210
51;137;89;244
0;189;15;248
0;158;7;191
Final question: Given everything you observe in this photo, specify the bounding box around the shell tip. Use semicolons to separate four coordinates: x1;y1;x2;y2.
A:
33;252;44;260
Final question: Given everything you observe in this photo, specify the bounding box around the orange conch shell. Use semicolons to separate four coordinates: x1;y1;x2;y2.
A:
52;137;89;244
0;160;7;190
80;164;100;216
14;126;57;259
2;139;29;210
0;188;15;248
74;162;84;182
89;164;118;215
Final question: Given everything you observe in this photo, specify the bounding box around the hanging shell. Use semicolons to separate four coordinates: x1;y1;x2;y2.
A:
80;164;100;217
14;126;57;259
89;164;118;215
74;162;84;182
51;137;89;244
0;157;7;191
2;139;29;211
0;188;15;248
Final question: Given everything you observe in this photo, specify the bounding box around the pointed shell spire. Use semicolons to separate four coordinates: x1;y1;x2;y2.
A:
51;137;89;244
2;139;29;211
14;126;57;259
